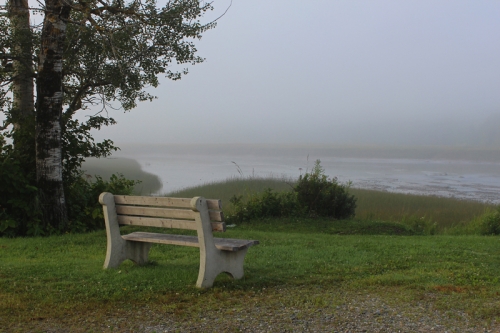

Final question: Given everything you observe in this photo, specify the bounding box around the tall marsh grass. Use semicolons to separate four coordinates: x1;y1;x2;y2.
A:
350;188;494;232
166;176;294;206
167;177;494;234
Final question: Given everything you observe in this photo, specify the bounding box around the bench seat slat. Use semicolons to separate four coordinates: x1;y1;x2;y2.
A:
114;195;222;210
123;232;200;247
116;205;197;220
122;232;259;251
117;216;226;232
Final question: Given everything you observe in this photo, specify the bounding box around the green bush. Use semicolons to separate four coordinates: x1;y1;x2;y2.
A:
295;160;356;219
0;158;137;237
226;160;356;223
479;207;500;235
0;119;135;236
0;136;41;237
228;189;299;222
401;215;436;235
65;174;138;233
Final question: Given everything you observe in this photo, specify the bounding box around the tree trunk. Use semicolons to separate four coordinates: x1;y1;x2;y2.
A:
35;0;71;230
8;0;34;125
8;0;35;164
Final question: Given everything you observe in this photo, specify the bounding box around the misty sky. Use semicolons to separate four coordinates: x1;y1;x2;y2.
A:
16;0;500;146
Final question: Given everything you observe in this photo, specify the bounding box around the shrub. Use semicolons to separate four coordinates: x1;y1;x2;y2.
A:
295;160;357;219
0;136;41;237
400;215;436;235
479;207;500;235
0;163;138;237
65;173;139;233
226;160;356;223
228;189;299;223
0;126;137;236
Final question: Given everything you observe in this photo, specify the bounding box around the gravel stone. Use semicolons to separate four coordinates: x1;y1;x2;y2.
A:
6;289;498;332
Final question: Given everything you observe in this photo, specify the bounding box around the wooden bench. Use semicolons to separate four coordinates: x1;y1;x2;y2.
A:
99;192;259;288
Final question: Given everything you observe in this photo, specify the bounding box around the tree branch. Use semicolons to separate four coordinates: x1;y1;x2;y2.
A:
63;79;112;120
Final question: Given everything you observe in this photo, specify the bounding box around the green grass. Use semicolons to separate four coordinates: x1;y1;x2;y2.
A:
1;225;499;330
2;176;499;330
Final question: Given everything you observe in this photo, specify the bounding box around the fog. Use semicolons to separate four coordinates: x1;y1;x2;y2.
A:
19;1;500;146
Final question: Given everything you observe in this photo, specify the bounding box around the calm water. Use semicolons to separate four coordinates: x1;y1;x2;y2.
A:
113;144;500;204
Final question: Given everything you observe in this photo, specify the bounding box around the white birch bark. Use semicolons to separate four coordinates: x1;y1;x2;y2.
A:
35;0;71;228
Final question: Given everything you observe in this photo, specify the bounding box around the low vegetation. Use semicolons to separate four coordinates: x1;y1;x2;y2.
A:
0;172;138;237
168;162;498;236
225;160;357;223
0;155;161;237
351;188;496;232
1;160;500;330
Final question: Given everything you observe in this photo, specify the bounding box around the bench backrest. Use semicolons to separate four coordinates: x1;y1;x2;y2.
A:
109;195;226;232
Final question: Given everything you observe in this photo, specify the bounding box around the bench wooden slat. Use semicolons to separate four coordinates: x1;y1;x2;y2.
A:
206;199;222;210
122;232;260;251
116;206;224;224
116;205;197;220
114;195;192;207
123;232;200;247
214;237;260;251
114;195;222;210
117;216;226;232
118;216;197;230
208;210;224;222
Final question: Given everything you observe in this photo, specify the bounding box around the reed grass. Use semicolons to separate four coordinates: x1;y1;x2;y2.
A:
165;176;294;205
350;188;494;231
166;177;494;233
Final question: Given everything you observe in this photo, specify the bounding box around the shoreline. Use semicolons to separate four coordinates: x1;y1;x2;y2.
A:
84;149;500;204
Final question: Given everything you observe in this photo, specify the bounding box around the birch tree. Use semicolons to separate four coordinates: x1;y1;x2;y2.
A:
1;0;216;232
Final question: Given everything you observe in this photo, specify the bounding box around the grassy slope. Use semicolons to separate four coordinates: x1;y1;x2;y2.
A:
82;157;163;195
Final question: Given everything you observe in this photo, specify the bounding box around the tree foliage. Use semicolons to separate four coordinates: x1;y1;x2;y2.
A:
0;0;216;236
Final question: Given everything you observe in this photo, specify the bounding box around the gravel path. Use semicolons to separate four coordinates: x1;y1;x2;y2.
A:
141;294;498;333
7;289;499;332
5;286;500;333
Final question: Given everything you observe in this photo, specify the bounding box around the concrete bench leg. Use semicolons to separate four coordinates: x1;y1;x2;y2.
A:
127;242;153;265
196;248;249;288
100;192;152;268
104;238;153;268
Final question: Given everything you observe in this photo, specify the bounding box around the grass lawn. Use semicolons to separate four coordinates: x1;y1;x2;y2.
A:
1;219;499;331
1;176;499;331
